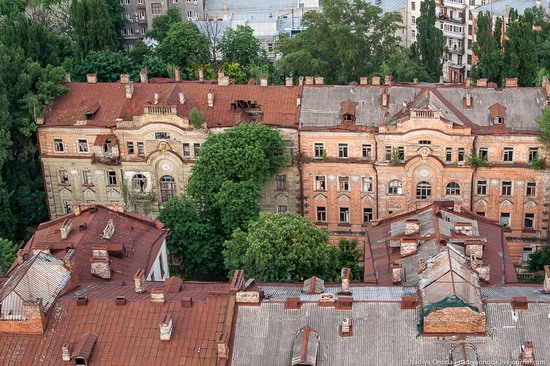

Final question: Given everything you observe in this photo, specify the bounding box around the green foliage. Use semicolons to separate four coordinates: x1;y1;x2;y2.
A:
538;106;550;148
531;156;546;170
467;149;489;168
128;39;151;65
276;0;404;84
159;195;224;277
133;56;169;80
145;5;182;42
72;50;134;82
156;22;210;72
223;212;337;282
70;0;120;58
0;238;17;276
219;25;264;68
472;12;503;85
412;0;444;81
528;246;550;272
336;239;364;281
188;107;204;129
222;62;247;84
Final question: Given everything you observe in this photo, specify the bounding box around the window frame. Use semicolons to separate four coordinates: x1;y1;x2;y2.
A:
363;208;373;224
339;207;350;224
526;182;536;197
54;139;64;153
503;147;514;163
338;143;349;159
416;181;432;200
137;142;145;157
82;170;93;186
338;176;350;192
524;213;535;229
501;181;512;196
445;182;461;196
388;180;403;195
314;176;326;191
159;175;177;202
59;169;69;185
77;139;89;153
193;143;201;157
476;180;487;195
499;212;510;227
316;206;326;222
362;144;372;159
445;147;452;162
127;142;135;155
362;176;373;192
107;171;117;186
275;174;287;191
314;142;325;159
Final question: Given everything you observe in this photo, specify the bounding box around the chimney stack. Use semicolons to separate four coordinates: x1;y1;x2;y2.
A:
405;219;420;235
314;76;324;85
400;239;418;257
125;82;134;99
542;75;549;87
391;263;403;284
360;77;368;85
179;92;185;105
381;90;389;107
86;73;97;84
140;69;148;83
371;76;381;86
61;343;72;362
455;222;473;236
90;245;111;280
438;76;444;84
120;74;129;84
305;76;314;85
413;78;418;84
218;69;229;86
65;74;71;82
16;249;29;264
298;76;304;86
217;343;228;359
340;318;352;336
465;90;472;107
285;77;293;87
23;299;46;333
340;267;351;294
63;249;76;271
174;67;181;81
519;341;535;365
505;77;518;88
154;93;160;104
60;219;73;239
159;314;173;341
151;288;166;303
465;239;484;259
260;76;268;87
207;91;214;107
134;269;146;293
198;67;204;82
384;75;392;86
544;265;550;293
465;78;471;88
477;78;487;87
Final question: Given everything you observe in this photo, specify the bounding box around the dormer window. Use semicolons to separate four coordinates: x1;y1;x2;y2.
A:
343;113;353;121
85;102;100;120
340;99;358;124
493;116;503;124
488;103;506;125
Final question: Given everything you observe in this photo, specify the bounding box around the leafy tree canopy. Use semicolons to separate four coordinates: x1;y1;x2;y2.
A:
223;212;337;282
156;22;210;72
72;50;134;82
146;5;182;42
412;0;444;81
471;12;503;85
276;0;403;84
219;25;265;68
537;106;550;148
336;239;364;281
0;238;17;276
528;246;550;272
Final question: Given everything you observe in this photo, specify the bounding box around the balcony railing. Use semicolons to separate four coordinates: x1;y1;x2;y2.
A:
443;29;465;39
443;0;466;7
448;46;464;54
438;14;465;24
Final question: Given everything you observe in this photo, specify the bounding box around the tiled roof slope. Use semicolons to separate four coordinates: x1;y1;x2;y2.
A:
12;205;167;284
0;281;232;366
300;84;546;132
231;301;550;366
44;82;302;129
364;202;516;285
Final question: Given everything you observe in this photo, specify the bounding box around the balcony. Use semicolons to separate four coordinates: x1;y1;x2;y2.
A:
92;153;120;166
438;14;465;24
443;0;466;8
443;29;465;39
448;45;464;54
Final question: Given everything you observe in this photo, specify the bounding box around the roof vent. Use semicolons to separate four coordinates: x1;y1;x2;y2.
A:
115;296;127;306
291;326;319;366
73;331;98;366
85;102;100;120
512;296;528;310
284;297;301;310
400;296;419;309
302;276;325;294
134;269;146;293
335;296;353;310
79;223;87;231
318;292;336;307
159;314;173;341
77;296;88;306
181;296;193;308
339;318;353;337
60;219;73;240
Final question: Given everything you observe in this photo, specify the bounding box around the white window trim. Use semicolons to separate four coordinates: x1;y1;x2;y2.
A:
77;139;89;153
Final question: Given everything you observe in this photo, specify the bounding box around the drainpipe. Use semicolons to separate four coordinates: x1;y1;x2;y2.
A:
470;134;478;212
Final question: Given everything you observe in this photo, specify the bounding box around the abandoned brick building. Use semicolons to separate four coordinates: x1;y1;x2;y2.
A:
37;72;550;268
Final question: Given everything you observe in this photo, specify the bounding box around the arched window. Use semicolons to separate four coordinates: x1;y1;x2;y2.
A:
446;182;461;196
416;181;431;199
160;175;176;202
388;180;403;195
132;174;147;193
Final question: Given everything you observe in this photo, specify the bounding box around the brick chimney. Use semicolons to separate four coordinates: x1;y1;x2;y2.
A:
298;76;304;86
32;244;50;256
391;263;403;284
90;245;111;280
65;73;71;82
86;74;97;83
455;222;473;236
230;269;245;292
207;91;214;107
305;76;314;85
438;76;444;84
384;75;392;85
505;77;518;88
314;76;324;85
125;82;134;99
464;239;484;259
120;74;129;84
519;341;534;365
16;249;29;264
179;92;185;105
477;78;487;87
318;292;336;306
285;77;293;87
23;299;47;334
339;318;352;337
359;77;368;85
217;343;228;359
140;69;148;83
151;288;165;303
134;269;146;293
284;297;301;309
465;78;471;88
198;67;204;82
465;90;473;108
400;239;418;257
159;314;173;341
218;69;229;86
544;265;550;293
154;93;160;104
542;75;549;87
340;267;351;294
174;67;181;81
260;76;268;86
371;76;381;86
405;219;420;235
61;343;72;362
381;90;389;107
60;219;73;239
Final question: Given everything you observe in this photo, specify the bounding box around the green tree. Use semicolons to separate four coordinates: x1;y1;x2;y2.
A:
276;0;403;84
70;0;120;58
472;13;503;85
219;25;264;68
336;239;364;281
223;212;337;282
503;8;540;86
188;107;204;128
156;22;210;73
0;238;17;276
131;56;169;80
412;0;444;81
128;39;151;65
537;106;550;148
72;50;135;82
145;5;182;42
528;247;550;272
158;194;224;278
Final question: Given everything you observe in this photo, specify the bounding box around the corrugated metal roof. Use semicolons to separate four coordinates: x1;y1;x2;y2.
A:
259;285;416;301
232;302;550;365
471;0;550;17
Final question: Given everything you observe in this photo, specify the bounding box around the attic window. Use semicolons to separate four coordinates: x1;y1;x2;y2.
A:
155;132;170;140
85;102;100;120
343;114;353;121
493;117;503;124
419;140;431;145
488;103;506;125
232;100;263;120
340;99;358;123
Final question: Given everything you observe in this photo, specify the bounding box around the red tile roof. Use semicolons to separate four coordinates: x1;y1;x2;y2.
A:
11;205;168;284
0;281;232;365
44;82;303;129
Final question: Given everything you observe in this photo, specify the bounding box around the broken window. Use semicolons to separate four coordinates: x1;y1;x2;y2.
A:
445;182;460;196
59;170;69;185
182;143;190;157
338;176;349;191
82;170;93;185
388;180;403;195
501;181;512;196
338;143;348;158
78;139;89;153
503;147;513;162
232;100;263;120
107;171;117;185
54;139;64;152
160;175;176;202
363;208;373;223
362;144;372;159
314;176;326;191
155;132;170;140
524;213;534;229
132;174;147;193
526;182;536;197
476;180;487;195
314;143;324;159
339;207;350;223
